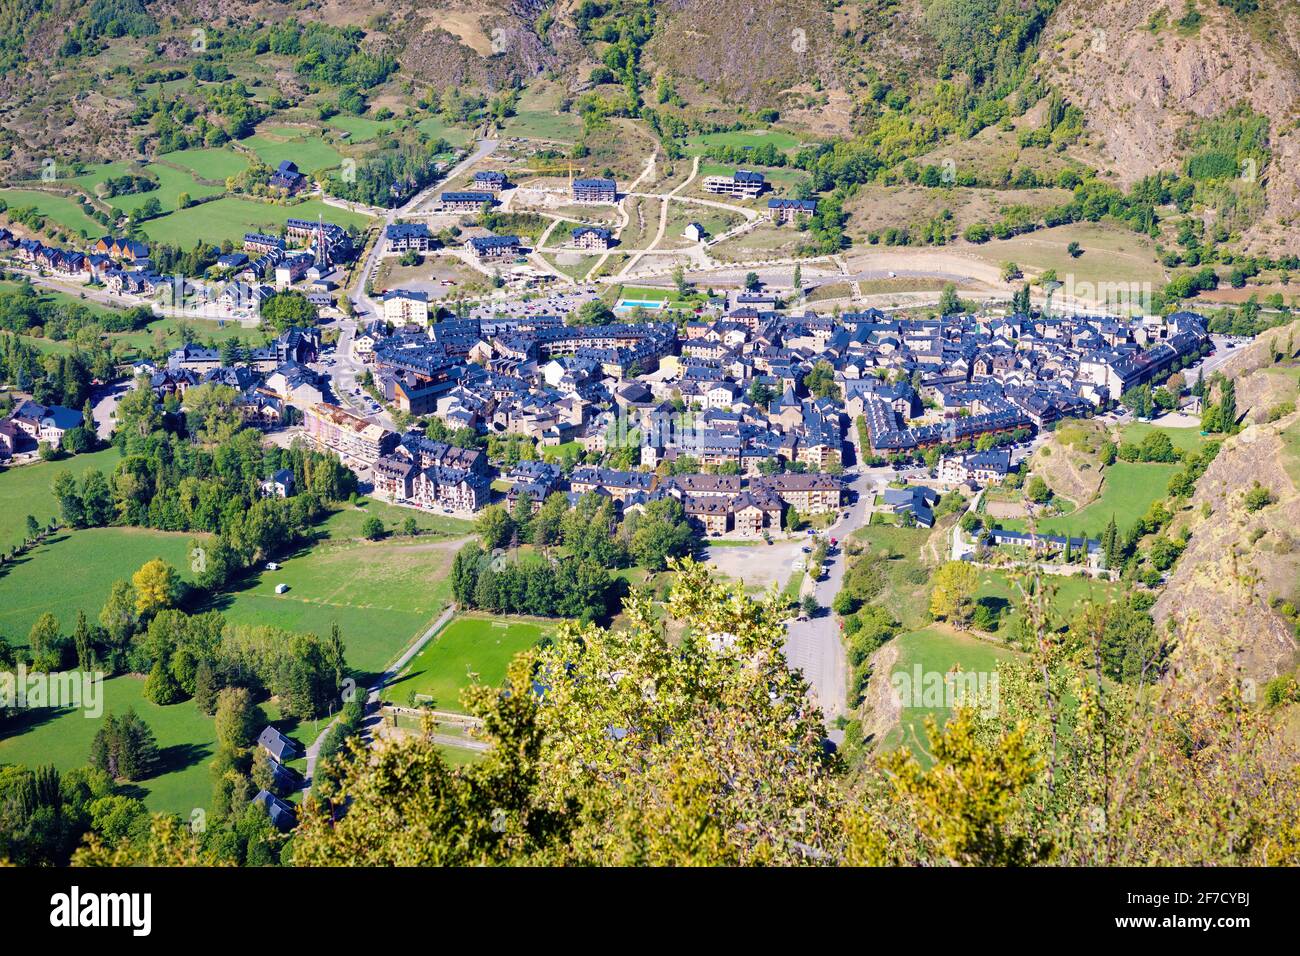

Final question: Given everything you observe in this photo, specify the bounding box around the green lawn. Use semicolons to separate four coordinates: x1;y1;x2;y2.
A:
973;568;1119;636
140;196;371;246
1119;422;1205;455
0;674;218;814
0;448;122;552
326;115;390;143
0;189;101;236
158;147;251;181
381;615;548;712
210;502;471;681
883;627;1018;764
240;132;344;173
67;162;223;216
683;128;805;156
0;527;198;647
999;462;1178;538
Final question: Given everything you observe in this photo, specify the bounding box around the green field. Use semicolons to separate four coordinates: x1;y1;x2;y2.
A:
158;147;251;182
0;448;122;552
973;568;1119;636
0;674;218;814
1001;461;1178;538
65;161;223;216
416;117;471;149
381;615;547;712
0;526;198;646
1119;421;1205;455
212;502;471;681
684;128;805;156
501;89;583;143
140;196;371;246
0;189;101;236
326;115;390;143
846;523;933;629
884;627;1018;763
240;131;344;173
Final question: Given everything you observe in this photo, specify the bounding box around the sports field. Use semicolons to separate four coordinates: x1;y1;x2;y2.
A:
140;196;371;246
381;616;548;712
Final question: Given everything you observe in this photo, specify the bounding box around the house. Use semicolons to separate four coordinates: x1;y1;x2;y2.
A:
572;178;617;204
472;169;508;192
684;222;706;242
767;198;817;223
702;169;765;199
385;222;434;253
215;252;248;271
244;232;285;255
440;191;495;212
10;401;83;450
257;726;301;763
260;468;296;498
572;226;613;251
0;421;20;458
382;289;431;327
268;159;307;193
751;473;842;514
469;235;521;260
881;485;940;528
938;448;1011;486
252;790;297;832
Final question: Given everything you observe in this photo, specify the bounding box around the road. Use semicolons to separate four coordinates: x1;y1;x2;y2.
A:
303;604;459;791
781;460;880;724
350;136;499;319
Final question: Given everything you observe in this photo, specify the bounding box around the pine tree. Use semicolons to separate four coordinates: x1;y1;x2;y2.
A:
73;610;93;671
193;661;219;715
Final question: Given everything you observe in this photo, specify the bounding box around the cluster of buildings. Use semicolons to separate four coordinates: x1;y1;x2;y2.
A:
0;400;85;458
143;328;324;428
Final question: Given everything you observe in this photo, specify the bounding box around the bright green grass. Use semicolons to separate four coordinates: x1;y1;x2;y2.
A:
0;674;217;814
0;527;198;645
0;448;122;552
416;117;471;148
240;133;344;173
684;128;804;156
326;115;389;143
973;568;1119;636
381;615;547;712
140;196;371;246
157;147;250;182
102;164;223;216
1000;462;1178;537
212;503;471;680
1119;422;1205;455
0;189;101;236
883;627;1017;764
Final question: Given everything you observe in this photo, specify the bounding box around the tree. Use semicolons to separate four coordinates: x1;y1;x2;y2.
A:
52;469;85;527
360;515;385;540
1025;475;1051;504
929;561;979;627
131;559;178;616
214;687;258;755
744;271;761;292
90;709;159;782
143;659;185;705
475;504;514;550
938;282;961;315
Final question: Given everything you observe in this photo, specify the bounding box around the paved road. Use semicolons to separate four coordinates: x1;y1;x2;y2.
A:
304;604;459;791
781;462;880;723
